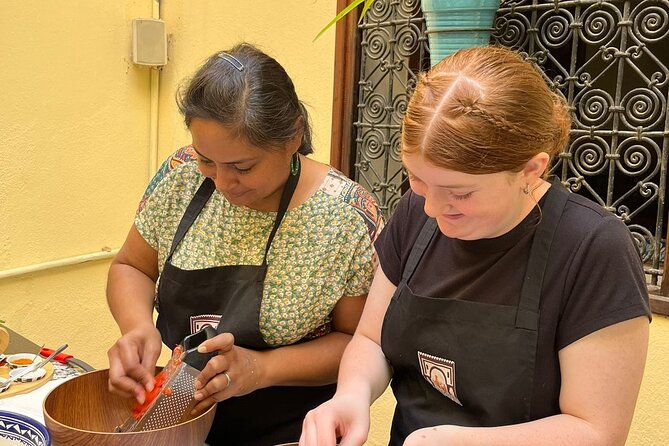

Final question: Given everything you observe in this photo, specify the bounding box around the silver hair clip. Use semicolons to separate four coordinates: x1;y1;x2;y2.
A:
218;52;244;72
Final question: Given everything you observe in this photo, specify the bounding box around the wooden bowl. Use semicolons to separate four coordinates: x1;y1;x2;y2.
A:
43;369;216;446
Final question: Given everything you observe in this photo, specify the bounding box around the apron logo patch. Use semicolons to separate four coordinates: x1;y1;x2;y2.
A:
418;351;462;406
190;314;221;334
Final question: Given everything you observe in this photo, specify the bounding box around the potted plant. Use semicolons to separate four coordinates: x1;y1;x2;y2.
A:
317;0;501;66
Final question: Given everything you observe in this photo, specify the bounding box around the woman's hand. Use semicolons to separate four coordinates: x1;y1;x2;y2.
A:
107;323;162;404
299;393;370;446
190;332;263;415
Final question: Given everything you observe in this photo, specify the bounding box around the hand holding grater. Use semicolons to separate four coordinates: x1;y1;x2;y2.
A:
115;325;218;432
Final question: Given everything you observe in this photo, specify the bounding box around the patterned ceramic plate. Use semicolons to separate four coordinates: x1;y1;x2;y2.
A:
9;367;46;383
0;410;50;446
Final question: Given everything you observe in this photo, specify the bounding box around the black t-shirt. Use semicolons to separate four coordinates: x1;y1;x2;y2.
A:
376;186;652;418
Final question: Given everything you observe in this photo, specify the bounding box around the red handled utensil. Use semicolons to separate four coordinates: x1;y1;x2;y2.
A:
40;347;73;364
40;347;94;372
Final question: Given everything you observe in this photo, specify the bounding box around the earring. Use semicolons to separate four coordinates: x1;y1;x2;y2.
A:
523;184;530;195
290;152;300;176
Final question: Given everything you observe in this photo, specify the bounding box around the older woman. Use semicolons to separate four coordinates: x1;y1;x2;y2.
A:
106;43;383;445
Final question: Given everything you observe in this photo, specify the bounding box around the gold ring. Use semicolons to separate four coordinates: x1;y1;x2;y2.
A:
223;371;232;389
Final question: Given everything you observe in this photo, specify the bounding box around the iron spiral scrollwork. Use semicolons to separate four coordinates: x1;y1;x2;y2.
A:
354;0;428;216
352;0;669;283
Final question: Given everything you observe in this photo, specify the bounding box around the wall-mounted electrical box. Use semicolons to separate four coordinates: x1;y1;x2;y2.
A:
132;18;167;66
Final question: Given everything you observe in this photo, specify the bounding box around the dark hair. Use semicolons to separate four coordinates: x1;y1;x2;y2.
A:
402;45;571;175
177;42;313;155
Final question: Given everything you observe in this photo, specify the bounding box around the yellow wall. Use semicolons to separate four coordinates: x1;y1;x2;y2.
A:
156;1;336;165
0;0;335;367
0;1;666;444
0;0;153;365
627;315;669;445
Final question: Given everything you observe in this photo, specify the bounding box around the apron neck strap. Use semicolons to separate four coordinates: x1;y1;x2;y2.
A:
401;218;438;284
262;159;301;265
515;178;568;330
166;178;217;261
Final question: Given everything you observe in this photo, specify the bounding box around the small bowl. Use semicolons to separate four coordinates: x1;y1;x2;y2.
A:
9;366;46;382
0;410;51;446
6;353;40;369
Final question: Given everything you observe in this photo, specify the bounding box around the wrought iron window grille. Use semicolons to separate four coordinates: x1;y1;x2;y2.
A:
343;0;669;312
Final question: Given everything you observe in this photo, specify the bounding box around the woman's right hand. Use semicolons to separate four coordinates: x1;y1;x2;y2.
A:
107;323;162;404
299;393;370;446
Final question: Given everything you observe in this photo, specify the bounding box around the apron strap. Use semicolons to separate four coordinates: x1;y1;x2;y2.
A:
401;217;439;284
262;159;301;265
166;178;217;262
515;179;569;330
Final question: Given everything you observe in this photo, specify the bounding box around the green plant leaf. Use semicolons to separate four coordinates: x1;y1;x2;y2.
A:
313;0;376;42
358;0;375;22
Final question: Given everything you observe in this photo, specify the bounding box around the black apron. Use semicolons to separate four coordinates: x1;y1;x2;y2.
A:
380;183;568;445
156;166;336;446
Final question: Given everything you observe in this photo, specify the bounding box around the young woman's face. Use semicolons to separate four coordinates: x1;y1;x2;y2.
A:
402;153;530;240
189;118;295;212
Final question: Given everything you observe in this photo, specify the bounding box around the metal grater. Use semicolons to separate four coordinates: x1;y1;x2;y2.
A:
115;326;217;432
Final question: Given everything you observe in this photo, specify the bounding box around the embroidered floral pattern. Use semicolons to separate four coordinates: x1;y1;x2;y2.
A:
135;148;383;346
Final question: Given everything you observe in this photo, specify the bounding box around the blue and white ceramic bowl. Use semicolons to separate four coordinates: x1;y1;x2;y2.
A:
0;410;50;446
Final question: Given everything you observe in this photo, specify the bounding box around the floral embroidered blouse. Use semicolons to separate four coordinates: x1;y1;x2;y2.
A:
135;146;383;346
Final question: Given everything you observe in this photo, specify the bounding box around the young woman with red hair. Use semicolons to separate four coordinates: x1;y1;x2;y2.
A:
300;45;650;446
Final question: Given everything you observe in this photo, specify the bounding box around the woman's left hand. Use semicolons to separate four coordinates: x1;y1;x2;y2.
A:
190;332;263;415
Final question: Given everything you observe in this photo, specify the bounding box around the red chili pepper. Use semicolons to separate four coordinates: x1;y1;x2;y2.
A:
131;371;169;420
130;345;184;420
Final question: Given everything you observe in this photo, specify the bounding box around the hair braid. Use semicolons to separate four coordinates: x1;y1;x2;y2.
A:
402;45;572;175
462;103;555;143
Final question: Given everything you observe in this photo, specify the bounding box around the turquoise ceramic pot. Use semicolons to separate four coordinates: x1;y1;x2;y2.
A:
422;0;501;66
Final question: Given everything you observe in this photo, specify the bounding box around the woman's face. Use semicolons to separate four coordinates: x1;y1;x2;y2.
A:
189;118;295;212
402;153;530;240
